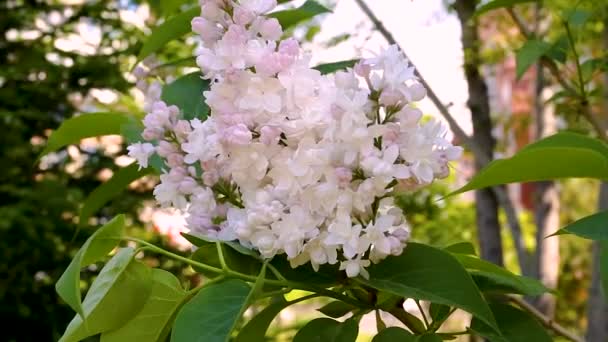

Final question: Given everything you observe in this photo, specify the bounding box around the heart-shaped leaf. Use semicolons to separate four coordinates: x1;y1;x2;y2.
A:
56;215;125;317
59;248;153;342
100;269;187;342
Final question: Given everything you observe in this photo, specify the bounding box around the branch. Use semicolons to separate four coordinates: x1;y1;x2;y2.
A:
506;8;608;141
507;295;584;342
354;0;531;275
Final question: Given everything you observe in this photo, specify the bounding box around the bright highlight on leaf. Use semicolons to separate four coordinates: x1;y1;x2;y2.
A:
39;112;131;160
451;132;608;196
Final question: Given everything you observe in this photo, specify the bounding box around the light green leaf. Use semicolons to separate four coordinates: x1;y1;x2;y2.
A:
372;327;415;342
56;215;125;318
293;318;359;342
551;210;608;241
451;133;608;196
171;279;251;342
137;7;199;62
318;300;356;318
160;0;192;16
161;72;210;120
474;0;537;17
181;232;260;258
39;112;130;159
101;269;187;342
236;297;288;342
313;59;359;75
470;303;551;342
516;39;551;79
80;163;152;226
443;242;477;255
359;243;498;333
453;254;548;296
269;0;331;30
59;248;153;342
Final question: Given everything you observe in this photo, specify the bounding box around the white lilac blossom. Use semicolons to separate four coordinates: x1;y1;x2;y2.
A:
129;0;462;279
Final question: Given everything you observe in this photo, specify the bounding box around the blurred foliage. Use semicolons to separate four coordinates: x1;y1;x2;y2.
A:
0;1;187;341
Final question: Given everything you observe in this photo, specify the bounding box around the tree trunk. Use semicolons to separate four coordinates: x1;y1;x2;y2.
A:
586;16;608;342
586;184;608;342
531;8;560;313
454;0;503;265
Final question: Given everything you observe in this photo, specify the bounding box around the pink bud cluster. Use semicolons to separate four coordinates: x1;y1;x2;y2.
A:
128;0;462;278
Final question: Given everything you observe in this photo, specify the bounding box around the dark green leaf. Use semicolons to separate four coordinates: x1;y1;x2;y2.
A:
137;7;199;62
443;242;477;255
417;334;443;342
120;116;144;144
451;133;608;195
269;0;331;30
293;318;358;342
551;210;608;241
313;59;359;75
516;39;551;79
359;243;498;333
270;254;341;287
474;0;537;17
318;300;356;318
60;248;153;342
161;72;210;120
39;112;131;159
56;215;125;318
546;36;568;63
566;9;591;27
181;233;260;258
453;254;547;296
236;297;289;342
80;163;152;226
171;279;251;342
429;303;452;326
191;241;262;278
373;327;415;341
101;269;187;342
470;303;551;342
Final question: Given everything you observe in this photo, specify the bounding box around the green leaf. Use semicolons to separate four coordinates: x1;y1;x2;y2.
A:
181;233;260;258
100;269;187;342
474;0;537;17
293;318;359;342
429;303;452;326
516;39;551;79
269;0;331;30
372;327;415;342
270;254;341;287
359;243;498;333
443;242;477;255
161;72;210;120
236;296;288;342
137;7;199;62
546;36;568;64
318;300;356;318
416;334;443;342
453;254;548;296
566;9;591;27
59;248;153;342
160;0;191;16
191;241;262;278
470;303;551;342
313;59;359;75
120;116;144;144
171;279;251;342
551;210;608;241
451;133;608;196
56;215;125;318
80;163;152;226
39;112;130;159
